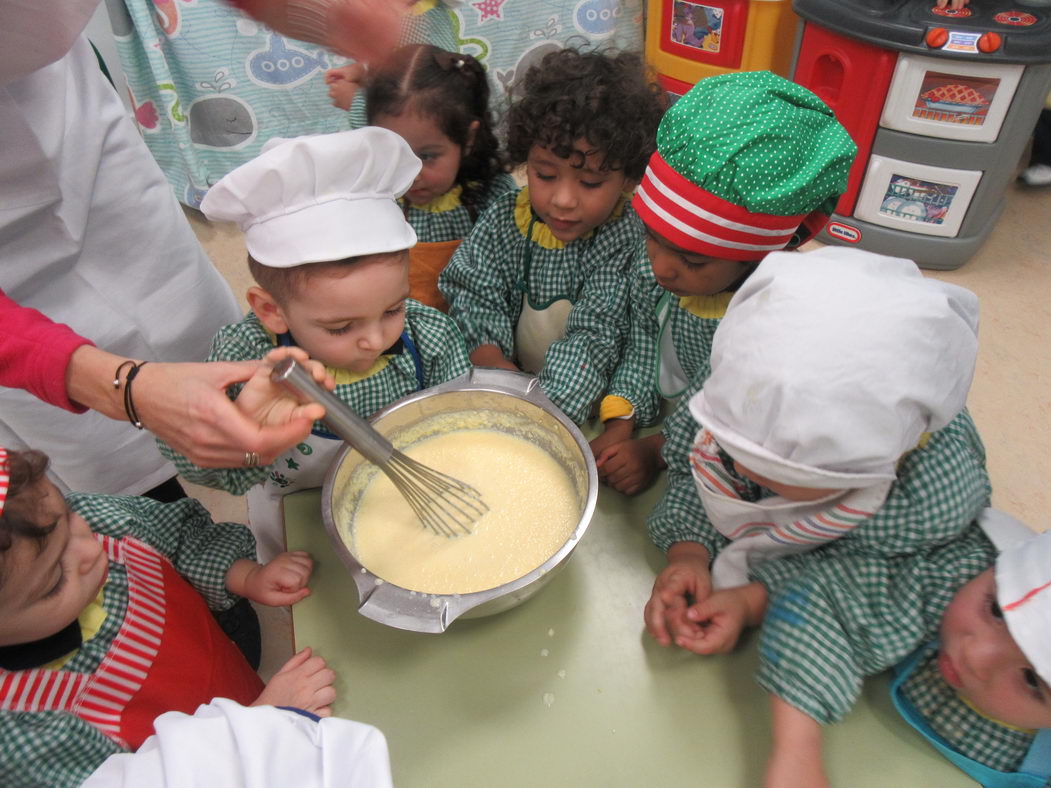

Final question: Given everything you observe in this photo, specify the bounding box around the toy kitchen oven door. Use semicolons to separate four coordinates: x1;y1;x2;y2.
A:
791;0;1051;269
645;0;799;101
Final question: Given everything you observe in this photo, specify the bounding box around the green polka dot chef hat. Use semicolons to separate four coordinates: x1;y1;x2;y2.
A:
634;71;856;261
201;127;421;268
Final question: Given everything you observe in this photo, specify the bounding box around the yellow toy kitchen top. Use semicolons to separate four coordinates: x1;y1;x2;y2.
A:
285;482;971;787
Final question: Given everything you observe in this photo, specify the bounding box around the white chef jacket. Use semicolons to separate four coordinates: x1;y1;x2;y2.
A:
82;699;394;788
0;0;241;494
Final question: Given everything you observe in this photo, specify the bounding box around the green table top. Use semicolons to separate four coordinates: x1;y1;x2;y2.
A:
285;482;972;788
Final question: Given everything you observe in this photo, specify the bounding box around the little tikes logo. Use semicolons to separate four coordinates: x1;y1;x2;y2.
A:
827;222;861;243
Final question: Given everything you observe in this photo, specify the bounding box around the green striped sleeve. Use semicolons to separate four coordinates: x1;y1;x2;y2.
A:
68;493;255;612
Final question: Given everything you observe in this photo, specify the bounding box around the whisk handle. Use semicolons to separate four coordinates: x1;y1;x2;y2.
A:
270;357;394;466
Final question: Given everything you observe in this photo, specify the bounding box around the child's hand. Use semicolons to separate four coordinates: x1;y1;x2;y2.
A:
936;0;968;8
595;434;664;496
644;542;712;648
590;418;633;469
675;585;755;654
225;552;314;607
234;347;332;430
253;647;336;717
325;64;367;110
469;344;520;372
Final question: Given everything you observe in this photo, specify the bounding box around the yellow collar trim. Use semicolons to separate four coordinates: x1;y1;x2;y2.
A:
411;0;437;15
264;326;391;385
406;185;463;214
330;357;389;385
513;187;631;250
959;693;1035;734
44;587;108;671
678;292;733;319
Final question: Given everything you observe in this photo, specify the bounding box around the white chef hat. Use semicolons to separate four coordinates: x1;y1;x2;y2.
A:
689;246;979;489
979;510;1051;688
201;127;421;268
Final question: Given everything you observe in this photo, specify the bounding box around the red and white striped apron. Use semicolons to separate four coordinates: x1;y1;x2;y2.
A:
0;535;263;749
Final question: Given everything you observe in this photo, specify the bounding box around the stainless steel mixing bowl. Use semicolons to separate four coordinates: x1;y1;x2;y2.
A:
321;368;598;633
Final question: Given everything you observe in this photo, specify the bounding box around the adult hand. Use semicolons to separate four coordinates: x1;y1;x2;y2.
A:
66;345;335;469
328;0;413;62
253;648;336;717
644;542;712;647
229;0;411;64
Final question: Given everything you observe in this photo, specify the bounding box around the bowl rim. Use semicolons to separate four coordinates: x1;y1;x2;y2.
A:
320;367;599;632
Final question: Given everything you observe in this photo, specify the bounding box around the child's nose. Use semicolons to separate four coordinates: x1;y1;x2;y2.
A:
358;323;385;351
966;634;1017;682
650;250;675;282
551;182;577;209
75;533;104;575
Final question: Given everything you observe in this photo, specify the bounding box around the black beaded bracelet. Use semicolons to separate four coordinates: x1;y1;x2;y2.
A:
112;360;149;429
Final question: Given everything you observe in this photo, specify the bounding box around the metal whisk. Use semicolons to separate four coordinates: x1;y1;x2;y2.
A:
271;358;488;537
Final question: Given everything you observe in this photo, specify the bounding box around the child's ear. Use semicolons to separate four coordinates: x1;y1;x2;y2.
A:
464;119;480;156
247;286;290;335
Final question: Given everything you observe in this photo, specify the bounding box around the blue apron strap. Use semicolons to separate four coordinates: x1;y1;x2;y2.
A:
1019;729;1051;781
400;330;425;390
891;644;1048;788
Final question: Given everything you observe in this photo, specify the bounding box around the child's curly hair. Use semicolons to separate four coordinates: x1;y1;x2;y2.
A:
505;48;665;180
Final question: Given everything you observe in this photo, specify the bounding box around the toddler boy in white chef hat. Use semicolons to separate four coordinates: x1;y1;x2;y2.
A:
645;245;987;648
158;127;471;559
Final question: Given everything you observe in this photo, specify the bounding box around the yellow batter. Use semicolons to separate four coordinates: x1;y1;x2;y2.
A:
344;428;579;594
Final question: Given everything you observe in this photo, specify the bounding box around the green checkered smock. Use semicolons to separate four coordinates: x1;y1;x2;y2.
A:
0;494;255;788
750;521;995;725
404;174;518;243
158;300;471;495
606;257;723;427
899;647;1039;776
438;187;644;424
648;407;991;558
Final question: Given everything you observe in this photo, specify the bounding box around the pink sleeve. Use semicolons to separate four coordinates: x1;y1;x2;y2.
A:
0;290;92;412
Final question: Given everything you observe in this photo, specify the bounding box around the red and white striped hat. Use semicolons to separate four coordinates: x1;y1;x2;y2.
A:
635;153;811;261
633;71;856;262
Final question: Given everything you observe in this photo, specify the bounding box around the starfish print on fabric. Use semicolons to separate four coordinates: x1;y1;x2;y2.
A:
285;457;300;470
472;0;508;23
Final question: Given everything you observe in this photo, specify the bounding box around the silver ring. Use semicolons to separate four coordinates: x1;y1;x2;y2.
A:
243;451;260;467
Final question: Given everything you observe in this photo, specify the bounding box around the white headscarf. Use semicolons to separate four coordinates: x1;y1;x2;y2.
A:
689;247;979;587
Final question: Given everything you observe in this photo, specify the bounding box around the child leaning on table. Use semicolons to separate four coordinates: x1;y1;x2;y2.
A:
741;507;1051;787
158;127;472;561
642;249;996;785
438;47;666;425
592;70;856;494
0;447;335;788
646;247;987;648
